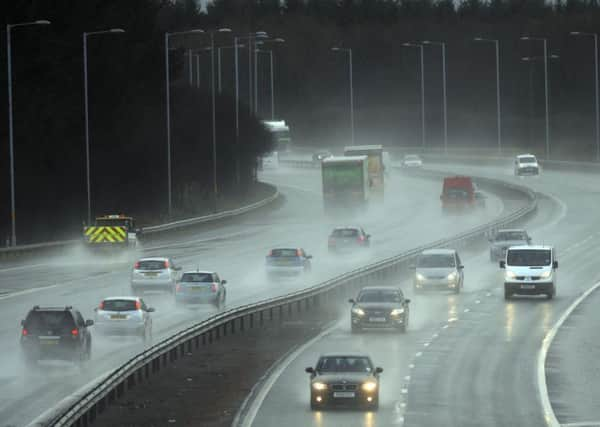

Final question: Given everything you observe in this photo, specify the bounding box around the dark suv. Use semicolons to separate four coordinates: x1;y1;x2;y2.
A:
20;306;93;366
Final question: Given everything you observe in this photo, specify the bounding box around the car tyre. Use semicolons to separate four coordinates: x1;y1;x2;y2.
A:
351;324;361;334
504;288;512;300
547;286;555;300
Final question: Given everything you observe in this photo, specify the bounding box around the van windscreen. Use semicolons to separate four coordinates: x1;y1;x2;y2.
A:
507;249;551;266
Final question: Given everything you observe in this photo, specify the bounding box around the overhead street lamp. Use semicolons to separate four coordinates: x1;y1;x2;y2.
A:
422;40;448;155
199;44;245;93
331;47;355;146
520;36;552;159
570;31;600;161
254;38;285;117
402;42;426;149
6;19;51;246
83;28;125;225
474;37;502;155
164;28;204;218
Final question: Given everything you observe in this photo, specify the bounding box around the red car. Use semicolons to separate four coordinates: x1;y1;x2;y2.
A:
440;176;475;209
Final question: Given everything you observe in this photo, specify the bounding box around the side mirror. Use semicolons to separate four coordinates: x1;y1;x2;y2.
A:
348;298;355;304
375;367;383;374
553;260;558;269
147;307;156;313
85;319;94;327
221;280;228;285
499;260;506;269
305;367;315;374
404;299;411;304
458;265;464;269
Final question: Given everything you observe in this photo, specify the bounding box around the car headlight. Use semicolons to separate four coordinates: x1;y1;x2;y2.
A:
416;273;426;281
361;381;378;392
312;382;327;391
352;307;365;316
505;270;516;279
447;271;457;281
390;308;405;316
540;271;552;279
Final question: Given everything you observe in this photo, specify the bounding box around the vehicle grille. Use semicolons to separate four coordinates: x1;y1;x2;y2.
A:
515;276;541;281
332;384;358;391
364;309;387;316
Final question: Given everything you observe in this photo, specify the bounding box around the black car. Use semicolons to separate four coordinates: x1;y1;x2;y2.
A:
305;354;383;410
328;227;370;252
349;286;410;333
20;306;93;366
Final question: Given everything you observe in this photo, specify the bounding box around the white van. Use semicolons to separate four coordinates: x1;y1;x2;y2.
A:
500;245;557;300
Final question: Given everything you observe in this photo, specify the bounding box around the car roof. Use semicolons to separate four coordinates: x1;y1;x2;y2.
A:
333;226;360;230
102;296;140;301
320;353;371;358
136;257;168;262
517;154;536;158
420;248;456;255
507;245;552;250
497;228;526;233
181;270;215;275
30;306;74;312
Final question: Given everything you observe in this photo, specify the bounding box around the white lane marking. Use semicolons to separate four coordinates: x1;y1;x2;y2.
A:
475;300;481;304
537;280;600;427
0;284;58;301
400;388;408;394
409;364;415;369
415;352;422;357
464;308;470;313
238;322;338;427
404;375;411;381
562;423;600;427
423;342;430;347
0;263;49;273
442;324;449;329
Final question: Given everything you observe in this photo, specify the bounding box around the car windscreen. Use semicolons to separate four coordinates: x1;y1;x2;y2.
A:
519;156;536;164
357;290;403;303
102;300;138;312
417;254;456;268
495;232;526;242
405;155;420;161
317;356;373;373
25;311;75;333
181;273;213;282
332;229;359;238
136;260;167;270
507;249;551;266
269;249;299;258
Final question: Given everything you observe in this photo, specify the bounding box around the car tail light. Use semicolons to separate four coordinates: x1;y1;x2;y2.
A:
22;328;28;336
328;237;336;247
164;260;170;269
99;301;104;310
296;249;302;256
268;250;273;256
71;328;79;336
358;235;365;242
135;300;141;310
211;283;218;292
134;261;140;269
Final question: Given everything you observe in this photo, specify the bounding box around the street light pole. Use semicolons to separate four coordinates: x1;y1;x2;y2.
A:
6;20;50;247
423;41;448;154
474;38;502;155
269;51;275;120
402;43;426;149
331;47;355;146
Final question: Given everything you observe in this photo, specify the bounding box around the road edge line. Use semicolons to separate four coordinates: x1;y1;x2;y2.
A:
538;280;600;427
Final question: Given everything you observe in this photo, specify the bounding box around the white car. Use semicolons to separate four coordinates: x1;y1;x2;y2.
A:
130;257;181;294
500;245;557;300
262;151;279;169
514;154;540;176
413;249;464;293
94;296;154;341
401;154;423;168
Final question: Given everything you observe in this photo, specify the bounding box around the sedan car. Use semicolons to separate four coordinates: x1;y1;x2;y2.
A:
489;228;531;261
328;226;370;252
401;154;423;168
349;286;410;333
175;271;227;308
305;354;383;410
130;257;181;294
94;297;154;342
413;249;464;293
266;248;312;277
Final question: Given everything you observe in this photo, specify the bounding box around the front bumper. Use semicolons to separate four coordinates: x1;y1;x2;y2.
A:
516;167;539;175
414;278;459;291
352;314;405;328
266;265;304;275
505;281;553;295
311;389;378;408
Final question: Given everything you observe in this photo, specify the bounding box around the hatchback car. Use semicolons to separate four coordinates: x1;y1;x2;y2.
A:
489;229;531;261
20;306;93;366
312;149;333;163
305;354;383;410
401;154;423;168
514;154;540;176
175;271;227;308
349;286;410;333
266;248;312;277
328;227;370;252
130;257;181;294
413;249;464;293
94;297;154;341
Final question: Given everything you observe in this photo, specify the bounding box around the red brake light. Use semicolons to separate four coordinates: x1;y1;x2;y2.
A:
71;328;79;336
164;260;170;269
99;301;104;310
268;250;273;256
176;284;181;292
134;261;140;269
211;283;218;292
296;249;302;256
135;300;141;310
358;235;365;242
22;328;28;336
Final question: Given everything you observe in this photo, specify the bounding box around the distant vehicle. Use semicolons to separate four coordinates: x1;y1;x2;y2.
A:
322;156;369;214
312;150;333;163
349;286;410;333
94;297;154;342
305;354;383;410
344;145;385;199
20;306;93;366
382;151;392;175
261;151;279;169
266;248;312;277
413;249;464;293
514;154;540;176
83;214;140;251
500;245;557;300
488;229;531;261
401;154;423;168
440;176;475;209
175;271;227;308
472;182;487;207
328;226;370;252
130;257;181;294
261;120;292;152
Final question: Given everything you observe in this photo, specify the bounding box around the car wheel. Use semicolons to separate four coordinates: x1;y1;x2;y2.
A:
504;289;512;300
368;397;379;411
547;287;555;300
310;401;318;411
351;324;361;334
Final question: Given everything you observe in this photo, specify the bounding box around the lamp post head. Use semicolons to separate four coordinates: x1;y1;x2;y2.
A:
34;20;51;25
331;47;340;51
273;38;285;43
473;37;483;41
190;29;205;34
520;36;531;41
110;28;125;33
570;31;581;35
217;28;232;33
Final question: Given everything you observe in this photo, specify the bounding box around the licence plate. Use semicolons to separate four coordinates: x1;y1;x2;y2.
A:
40;340;58;345
333;392;355;398
520;284;535;289
144;272;158;277
190;287;205;292
111;314;127;319
369;317;387;323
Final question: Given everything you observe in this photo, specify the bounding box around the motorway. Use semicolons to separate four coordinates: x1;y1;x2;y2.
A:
0;166;507;427
248;161;600;427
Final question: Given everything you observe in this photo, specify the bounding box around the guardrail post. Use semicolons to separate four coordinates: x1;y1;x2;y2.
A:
240;315;245;331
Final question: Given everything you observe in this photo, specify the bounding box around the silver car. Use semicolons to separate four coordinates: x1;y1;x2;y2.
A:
175;271;227;308
413;249;464;293
130;257;181;294
94;296;154;341
489;229;531;261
